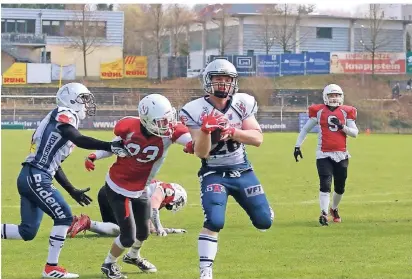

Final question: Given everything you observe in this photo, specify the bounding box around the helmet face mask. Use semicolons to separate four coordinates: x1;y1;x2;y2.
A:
165;183;187;212
203;59;239;98
75;93;96;117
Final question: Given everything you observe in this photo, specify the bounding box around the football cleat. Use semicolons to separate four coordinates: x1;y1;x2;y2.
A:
330;208;342;223
67;215;78;235
69;214;91;238
200;265;213;279
122;254;157;273
319;210;329;226
42;264;79;278
101;262;127;279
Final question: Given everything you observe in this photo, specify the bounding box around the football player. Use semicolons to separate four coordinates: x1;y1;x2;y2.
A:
179;59;274;279
294;84;358;226
68;178;188;238
91;94;192;279
0;83;129;279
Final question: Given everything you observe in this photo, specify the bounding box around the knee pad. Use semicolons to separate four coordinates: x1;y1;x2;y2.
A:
18;224;40;241
53;215;73;227
204;216;225;233
119;233;136;248
251;205;273;230
334;181;346;195
319;175;332;193
136;228;149;242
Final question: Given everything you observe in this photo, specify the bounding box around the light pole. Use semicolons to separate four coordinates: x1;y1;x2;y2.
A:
360;24;365;86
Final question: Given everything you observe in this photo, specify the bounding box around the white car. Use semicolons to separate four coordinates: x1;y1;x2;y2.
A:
187;69;202;78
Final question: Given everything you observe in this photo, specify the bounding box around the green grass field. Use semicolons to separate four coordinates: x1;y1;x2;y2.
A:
2;130;411;279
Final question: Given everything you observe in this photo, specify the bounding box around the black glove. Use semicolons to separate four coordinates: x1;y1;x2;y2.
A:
330;118;344;130
294;147;303;162
111;140;130;158
69;187;93;206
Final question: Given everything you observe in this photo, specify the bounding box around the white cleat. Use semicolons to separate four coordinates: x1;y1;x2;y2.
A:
42;264;79;278
200;266;213;279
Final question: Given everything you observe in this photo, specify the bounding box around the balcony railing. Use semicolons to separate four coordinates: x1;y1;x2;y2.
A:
1;33;46;46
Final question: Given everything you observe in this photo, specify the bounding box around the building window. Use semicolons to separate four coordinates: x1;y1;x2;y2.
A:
1;19;36;33
316;27;332;39
409;15;412;20
63;20;106;38
42;20;63;36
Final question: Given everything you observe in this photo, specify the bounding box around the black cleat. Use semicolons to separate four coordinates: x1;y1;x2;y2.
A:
319;210;329;226
122;254;157;273
101;262;127;279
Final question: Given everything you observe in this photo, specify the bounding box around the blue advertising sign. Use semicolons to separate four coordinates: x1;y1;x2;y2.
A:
233;55;256;76
256;55;281;77
208;55;233;64
298;113;319;133
305;52;330;75
281;53;305;76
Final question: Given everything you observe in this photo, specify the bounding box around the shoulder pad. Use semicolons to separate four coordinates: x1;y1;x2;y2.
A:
341;105;357;120
114;117;140;138
179;98;205;128
308;104;325;118
55;108;78;128
232;93;257;120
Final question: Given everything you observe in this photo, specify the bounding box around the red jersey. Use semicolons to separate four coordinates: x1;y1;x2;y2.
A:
106;117;190;198
309;104;357;152
147;179;174;209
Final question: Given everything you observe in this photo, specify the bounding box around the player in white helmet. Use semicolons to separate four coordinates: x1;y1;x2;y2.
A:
68;179;188;237
79;94;192;279
1;83;129;279
294;84;359;226
179;59;274;279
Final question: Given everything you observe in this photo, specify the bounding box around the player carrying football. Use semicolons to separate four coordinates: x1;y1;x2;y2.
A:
68;178;188;238
179;59;274;279
1;83;129;278
294;84;359;226
93;94;192;279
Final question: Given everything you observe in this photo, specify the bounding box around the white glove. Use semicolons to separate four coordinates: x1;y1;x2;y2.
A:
157;229;168;237
164;228;187;234
110;140;129;158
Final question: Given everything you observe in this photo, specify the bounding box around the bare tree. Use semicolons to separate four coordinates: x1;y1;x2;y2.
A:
143;4;168;81
118;4;146;55
270;4;315;53
360;4;391;75
257;4;279;54
64;4;104;77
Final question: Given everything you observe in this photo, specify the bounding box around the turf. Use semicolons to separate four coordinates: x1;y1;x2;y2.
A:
1;130;411;279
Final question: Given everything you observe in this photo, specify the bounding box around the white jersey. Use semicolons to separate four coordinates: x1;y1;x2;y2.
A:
179;93;258;172
24;107;79;176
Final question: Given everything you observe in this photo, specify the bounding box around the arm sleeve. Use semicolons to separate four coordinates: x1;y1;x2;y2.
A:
342;119;359;138
92;136;121;160
150;208;163;232
295;118;317;147
54;166;75;193
59;124;112;152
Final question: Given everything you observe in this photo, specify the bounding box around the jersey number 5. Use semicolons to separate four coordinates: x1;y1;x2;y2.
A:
327;116;339;132
125;143;159;163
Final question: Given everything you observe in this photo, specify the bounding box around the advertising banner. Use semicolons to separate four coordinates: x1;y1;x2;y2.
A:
299;113;319;133
407;51;412;74
124;56;147;78
256;55;281;77
2;63;27;84
233;55;256;77
330;52;406;74
27;63;52;84
305;52;330;75
51;64;76;80
208;55;233;64
259;118;299;132
100;59;123;79
280;54;305;76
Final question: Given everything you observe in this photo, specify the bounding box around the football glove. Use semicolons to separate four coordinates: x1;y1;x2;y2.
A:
221;126;236;138
157;229;168;237
69;187;93;206
330;118;344;130
294;147;303;162
111;140;130;158
85;153;96;171
183;141;194;154
164;228;187;234
201;109;228;134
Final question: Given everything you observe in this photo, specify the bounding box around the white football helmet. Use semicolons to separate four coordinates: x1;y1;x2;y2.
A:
203;59;238;98
138;94;177;137
323;84;344;107
56;82;96;120
165;183;188;212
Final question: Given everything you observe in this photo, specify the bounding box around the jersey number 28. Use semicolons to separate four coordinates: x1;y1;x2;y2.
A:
125;143;159;163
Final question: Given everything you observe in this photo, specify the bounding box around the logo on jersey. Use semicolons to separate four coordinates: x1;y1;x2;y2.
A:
205;184;226;193
180;115;188;125
39;132;62;165
235;101;247;118
227;113;233;120
244;185;264;197
200;107;209;121
32;174;67;219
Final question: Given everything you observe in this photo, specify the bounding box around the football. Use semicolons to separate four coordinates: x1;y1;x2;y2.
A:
211;129;221;144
